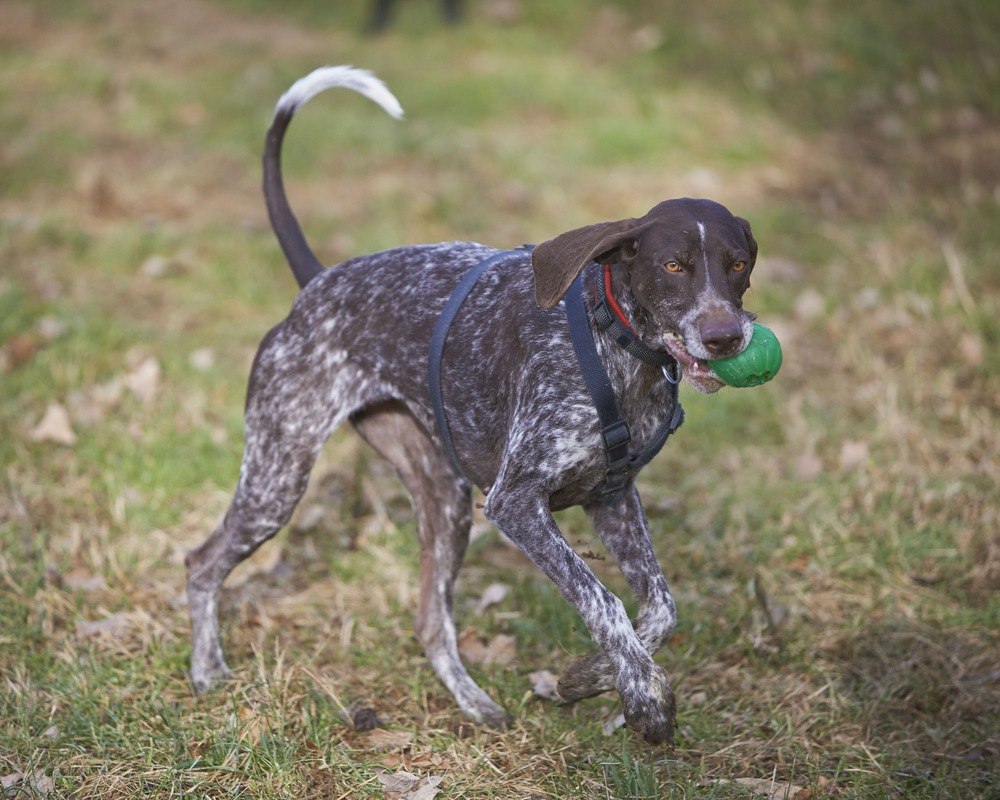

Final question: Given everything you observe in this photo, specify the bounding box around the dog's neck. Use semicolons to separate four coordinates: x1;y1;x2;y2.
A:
601;262;671;359
604;262;651;336
586;264;664;379
583;265;677;443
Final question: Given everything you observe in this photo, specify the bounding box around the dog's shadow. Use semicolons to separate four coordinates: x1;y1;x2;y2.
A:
825;619;997;787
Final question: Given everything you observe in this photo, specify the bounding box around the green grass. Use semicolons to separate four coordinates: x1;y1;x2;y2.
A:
1;0;998;797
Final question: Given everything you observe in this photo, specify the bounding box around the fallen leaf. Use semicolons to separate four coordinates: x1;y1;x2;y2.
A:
408;776;443;800
714;777;805;799
474;582;510;614
1;772;55;796
139;255;172;278
237;707;269;745
124;357;160;404
528;669;561;701
482;0;523;24
62;569;107;592
188;347;215;371
76;611;130;640
378;770;420;794
1;774;22;790
380;753;406;768
30;403;76;445
377;770;443;800
853;287;880;310
760;255;806;283
957;332;983;366
794;450;823;481
403;751;446;771
793;288;825;321
838;439;869;472
631;24;662;53
36;316;67;341
362;729;413;753
291;503;326;532
457;628;517;666
69;377;124;426
688;690;708;707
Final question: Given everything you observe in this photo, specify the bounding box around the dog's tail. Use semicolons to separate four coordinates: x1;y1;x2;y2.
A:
263;66;404;289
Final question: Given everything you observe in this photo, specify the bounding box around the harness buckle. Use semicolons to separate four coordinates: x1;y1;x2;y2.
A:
601;420;631;463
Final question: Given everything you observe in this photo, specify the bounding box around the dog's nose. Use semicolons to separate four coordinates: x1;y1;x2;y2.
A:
699;314;744;356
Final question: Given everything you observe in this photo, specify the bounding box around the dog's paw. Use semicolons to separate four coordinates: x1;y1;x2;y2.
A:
189;661;233;694
556;651;615;704
479;705;515;729
619;664;676;747
456;687;514;729
464;700;513;729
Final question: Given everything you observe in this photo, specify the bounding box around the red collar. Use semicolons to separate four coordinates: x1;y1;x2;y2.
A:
601;263;638;332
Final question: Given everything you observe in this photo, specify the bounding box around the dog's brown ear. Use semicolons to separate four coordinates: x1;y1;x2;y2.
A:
736;216;758;263
531;219;642;309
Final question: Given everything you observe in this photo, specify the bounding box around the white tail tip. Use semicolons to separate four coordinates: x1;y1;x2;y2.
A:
275;65;404;120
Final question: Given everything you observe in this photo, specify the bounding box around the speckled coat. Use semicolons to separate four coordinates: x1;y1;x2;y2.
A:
185;67;760;746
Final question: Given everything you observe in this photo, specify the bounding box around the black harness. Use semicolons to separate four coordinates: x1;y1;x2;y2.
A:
428;248;684;496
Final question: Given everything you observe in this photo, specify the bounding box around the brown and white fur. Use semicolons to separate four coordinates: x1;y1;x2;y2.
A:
185;67;759;745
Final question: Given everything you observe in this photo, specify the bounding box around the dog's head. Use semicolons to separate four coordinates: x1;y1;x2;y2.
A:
531;198;757;393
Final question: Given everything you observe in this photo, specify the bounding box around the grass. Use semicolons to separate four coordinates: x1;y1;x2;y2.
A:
2;0;998;797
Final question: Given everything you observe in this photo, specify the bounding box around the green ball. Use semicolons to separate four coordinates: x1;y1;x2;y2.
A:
707;322;783;388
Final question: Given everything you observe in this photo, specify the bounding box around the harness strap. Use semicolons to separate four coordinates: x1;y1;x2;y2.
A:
428;248;526;476
564;270;634;494
626;395;685;474
429;251;684;495
565;269;684;495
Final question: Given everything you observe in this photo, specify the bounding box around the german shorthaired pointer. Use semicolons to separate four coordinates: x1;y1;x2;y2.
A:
186;67;758;745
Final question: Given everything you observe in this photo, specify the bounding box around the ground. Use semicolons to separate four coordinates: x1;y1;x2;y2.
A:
1;0;998;798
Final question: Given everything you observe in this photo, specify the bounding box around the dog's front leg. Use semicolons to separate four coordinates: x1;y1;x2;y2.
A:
485;485;675;745
557;485;677;704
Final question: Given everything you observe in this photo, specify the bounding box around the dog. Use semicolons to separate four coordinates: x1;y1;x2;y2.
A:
185;67;758;746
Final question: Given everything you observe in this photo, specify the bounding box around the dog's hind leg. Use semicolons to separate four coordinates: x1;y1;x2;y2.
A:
185;327;363;692
351;401;511;727
557;485;677;704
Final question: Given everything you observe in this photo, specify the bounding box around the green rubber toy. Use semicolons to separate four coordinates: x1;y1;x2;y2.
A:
708;322;783;388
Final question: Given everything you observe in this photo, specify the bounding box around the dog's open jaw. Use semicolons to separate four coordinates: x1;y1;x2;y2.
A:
660;331;725;393
658;274;755;393
656;304;756;394
654;305;754;394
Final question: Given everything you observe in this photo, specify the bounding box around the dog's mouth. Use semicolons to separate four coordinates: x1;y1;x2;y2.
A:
661;332;725;394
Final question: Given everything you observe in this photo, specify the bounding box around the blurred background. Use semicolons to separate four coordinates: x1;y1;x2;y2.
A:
1;1;997;798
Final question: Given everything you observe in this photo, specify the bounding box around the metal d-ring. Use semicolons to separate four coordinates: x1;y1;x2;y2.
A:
662;361;682;384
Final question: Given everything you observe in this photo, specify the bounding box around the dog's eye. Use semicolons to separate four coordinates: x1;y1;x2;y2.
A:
732;260;747;273
663;260;682;273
